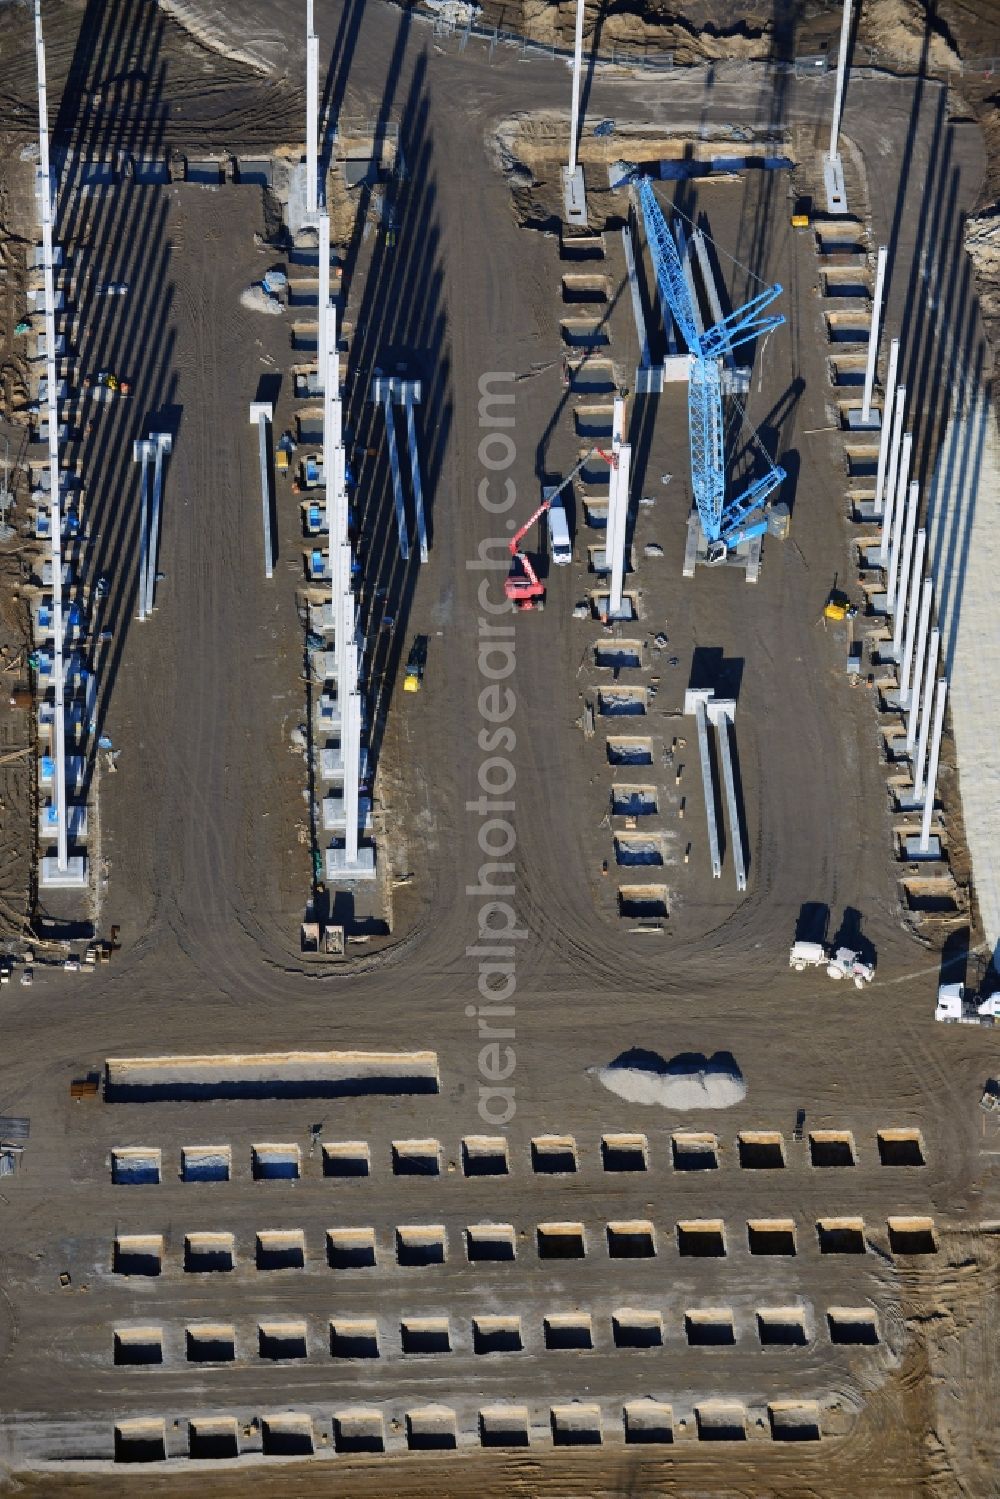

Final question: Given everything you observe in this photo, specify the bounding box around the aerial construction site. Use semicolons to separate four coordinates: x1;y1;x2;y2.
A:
0;0;999;1494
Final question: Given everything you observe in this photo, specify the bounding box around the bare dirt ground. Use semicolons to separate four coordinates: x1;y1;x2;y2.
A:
0;1;997;1496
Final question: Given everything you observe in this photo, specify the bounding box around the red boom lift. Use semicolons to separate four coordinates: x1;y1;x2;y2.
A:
504;445;612;611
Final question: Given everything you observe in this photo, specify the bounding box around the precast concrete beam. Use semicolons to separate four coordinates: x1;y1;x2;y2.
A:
708;698;746;892
873;337;899;514
686;688;722;880
249;403;273;580
621;222;650;370
879;384;906;563
401;383;428;563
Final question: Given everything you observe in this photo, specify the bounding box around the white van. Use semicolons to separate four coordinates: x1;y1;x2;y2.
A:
545;489;572;565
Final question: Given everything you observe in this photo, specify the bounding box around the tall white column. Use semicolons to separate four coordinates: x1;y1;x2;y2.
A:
873;337;899;515
607;395;629;618
898;528;925;703
919;679;948;853
913;627;940;797
904;578;932;729
884;429;911;592
306;7;319;217
889;478;917;641
34;0;67;870
828;0;853;162
318;211;330;388
860;245;887;424
567;0;585;177
879;384;906;562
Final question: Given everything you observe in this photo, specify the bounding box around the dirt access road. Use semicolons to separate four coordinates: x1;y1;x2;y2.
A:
0;1;998;1495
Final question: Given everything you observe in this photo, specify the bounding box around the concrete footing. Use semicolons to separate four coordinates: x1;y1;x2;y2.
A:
683;513;762;583
823;153;847;214
562;165;587;227
326;844;377;881
845;407;881;431
904;834;943;861
39;854;88;888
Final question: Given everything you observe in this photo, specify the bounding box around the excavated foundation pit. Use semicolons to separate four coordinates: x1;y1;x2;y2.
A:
809;1130;857;1167
817;1217;867;1254
748;1218;797;1255
396;1225;447;1266
184;1232;235;1273
595;640;642;668
612;1309;662;1348
114;1326;163;1365
567;357;615;394
678;1219;726;1257
544;1313;593;1350
599;687;647;717
104;1049;439;1101
828;1306;880;1344
562;274;609;304
829;354;868;386
551;1404;603;1446
407;1407;458;1451
115;1421;166;1463
624;1401;673;1444
696;1402;746;1442
252;1143;301;1180
401;1317;452;1354
561;318;609;349
189;1418;239;1460
888;1215;937;1253
462;1135;510;1176
611;784;657;815
466;1223;516;1261
602;1133;648;1171
618;884;668;918
575;405;615;437
334;1410;384;1454
672;1132;719;1170
111;1148;161;1185
685;1308;735;1346
537;1221;586;1259
392;1138;441;1176
258;1320;308;1360
821;266;870;298
323;1140;371;1177
606;735;653;765
769;1401;822;1442
114;1235;163;1277
480;1406;530;1447
256;1230;306;1270
531;1135;578;1173
607;1219;657;1258
825;310;872;344
473;1315;523;1354
901;877;960;914
877;1128;926;1165
181;1145;231;1182
186;1323;236;1363
327;1227;377;1268
560;232;605;261
615;834;666;867
738;1130;786;1168
330;1319;380;1359
261;1416;314;1456
757;1307;808;1346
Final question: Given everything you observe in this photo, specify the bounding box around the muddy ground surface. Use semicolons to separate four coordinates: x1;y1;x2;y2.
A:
0;1;997;1496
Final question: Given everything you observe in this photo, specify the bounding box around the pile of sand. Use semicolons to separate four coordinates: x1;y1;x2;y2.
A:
240;285;283;316
594;1047;746;1109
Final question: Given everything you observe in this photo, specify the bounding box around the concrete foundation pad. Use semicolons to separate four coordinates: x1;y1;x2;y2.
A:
823;153;848;214
845;407;882;430
904;834;943;861
562;165;587;228
326;845;377;882
894;788;922;811
39;854;88;888
594;593;635;621
862;542;886;565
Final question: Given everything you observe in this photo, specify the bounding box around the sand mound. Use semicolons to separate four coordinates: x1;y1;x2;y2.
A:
240;286;283;316
594;1047;746;1109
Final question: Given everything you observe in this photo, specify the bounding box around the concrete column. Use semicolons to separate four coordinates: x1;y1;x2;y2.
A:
306;18;319;216
567;0;585;177
884;430;911;596
133;440;154;621
378;382;409;560
898;529;926;705
873;337;899;515
146;433;172;613
860;245;887;424
913;626;940;797
621;222;650;368
693;695;722;880
343;673;360;864
403;384;428;563
889;477;917;641
607;395;628;618
34;0;67;870
905;578;933;737
249;405;272;580
828;0;853;162
318;212;330;385
919;678;948;853
879;384;906;562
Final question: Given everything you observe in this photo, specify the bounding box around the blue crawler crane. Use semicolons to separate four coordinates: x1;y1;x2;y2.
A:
637;177;786;563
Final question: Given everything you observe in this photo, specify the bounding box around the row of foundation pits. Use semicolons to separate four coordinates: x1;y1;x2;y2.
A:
112;1212;939;1276
112;1302;882;1367
109;1128;927;1185
113;1395;840;1460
